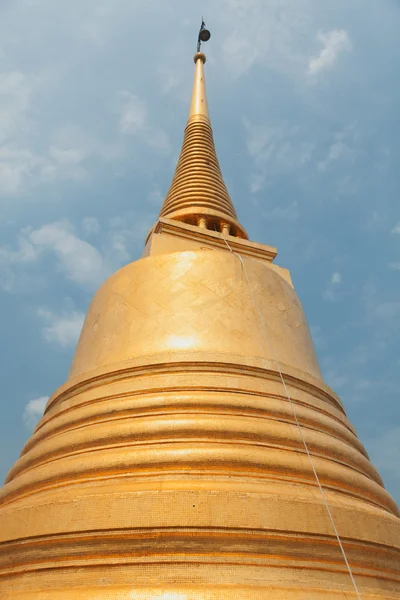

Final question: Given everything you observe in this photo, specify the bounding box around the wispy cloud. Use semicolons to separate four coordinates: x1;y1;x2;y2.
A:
318;125;358;171
37;308;84;348
269;201;299;221
0;112;122;195
324;271;343;301
308;29;352;76
43;124;122;183
243;119;313;192
0;215;155;293
118;92;148;134
391;222;400;235
29;221;106;288
23;396;48;430
220;0;313;79
81;217;100;237
158;67;181;95
118;91;171;153
0;146;47;195
0;233;38;266
0;70;103;194
389;263;400;271
0;220;107;291
374;301;400;322
0;70;35;143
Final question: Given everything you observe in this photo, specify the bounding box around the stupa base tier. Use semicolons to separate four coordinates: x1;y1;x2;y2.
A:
2;354;397;517
1;356;399;597
1;484;399;598
1;563;399;599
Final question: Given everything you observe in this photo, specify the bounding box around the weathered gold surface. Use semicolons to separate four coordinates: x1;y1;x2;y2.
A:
0;50;399;599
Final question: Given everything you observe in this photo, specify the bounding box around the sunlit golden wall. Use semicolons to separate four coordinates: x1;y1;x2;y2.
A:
1;232;399;598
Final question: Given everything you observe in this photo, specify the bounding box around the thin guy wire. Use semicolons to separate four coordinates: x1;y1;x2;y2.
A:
219;232;362;599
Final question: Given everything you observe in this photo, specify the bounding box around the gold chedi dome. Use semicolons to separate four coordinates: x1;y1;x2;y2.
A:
0;39;399;600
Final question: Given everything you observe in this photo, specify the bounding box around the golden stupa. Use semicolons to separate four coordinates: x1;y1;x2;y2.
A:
0;30;399;599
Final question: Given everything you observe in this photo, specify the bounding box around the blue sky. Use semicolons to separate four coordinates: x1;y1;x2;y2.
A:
0;0;399;505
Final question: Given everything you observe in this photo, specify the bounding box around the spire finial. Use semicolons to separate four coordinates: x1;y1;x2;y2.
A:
197;18;211;53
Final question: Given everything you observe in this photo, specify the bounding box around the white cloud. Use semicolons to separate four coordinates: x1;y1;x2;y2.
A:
324;271;343;301
118;92;148;134
318;141;347;171
0;80;124;194
308;29;352;76
0;71;34;143
0;145;47;195
360;283;400;331
269;201;299;221
28;221;106;288
23;396;49;430
244;119;313;192
220;0;314;79
81;217;100;237
38;308;85;347
0;216;148;293
79;3;119;46
0;135;95;194
73;1;148;47
245;121;276;159
109;212;155;259
222;34;260;79
159;67;181;95
318;125;358;171
0;134;92;196
353;378;373;392
391;223;400;235
49;145;87;166
118;91;171;153
374;302;400;321
42;124;122;184
43;145;88;182
0;70;59;195
0;233;38;266
109;230;130;262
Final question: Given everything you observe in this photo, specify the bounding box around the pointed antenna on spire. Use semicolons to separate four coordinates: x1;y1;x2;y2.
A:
197;18;211;53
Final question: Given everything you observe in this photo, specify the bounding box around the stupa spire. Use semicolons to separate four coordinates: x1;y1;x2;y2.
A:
188;51;209;122
158;23;247;238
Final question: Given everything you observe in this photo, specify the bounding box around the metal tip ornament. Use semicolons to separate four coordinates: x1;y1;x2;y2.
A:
197;19;211;52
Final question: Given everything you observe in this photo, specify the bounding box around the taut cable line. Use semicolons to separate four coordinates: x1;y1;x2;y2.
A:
219;231;362;599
